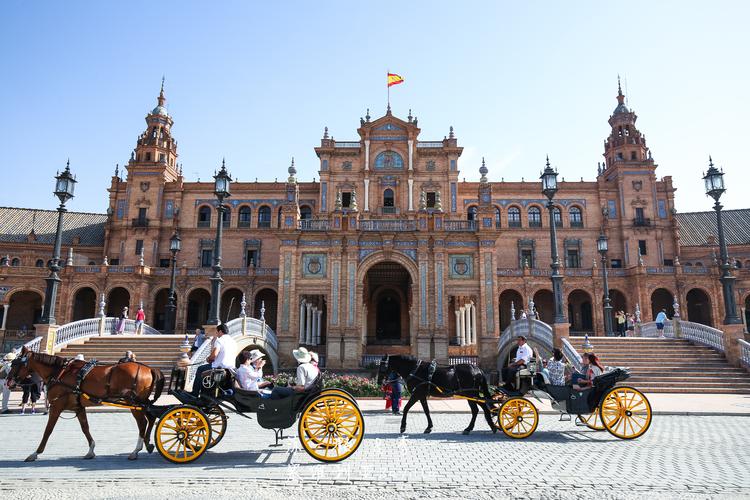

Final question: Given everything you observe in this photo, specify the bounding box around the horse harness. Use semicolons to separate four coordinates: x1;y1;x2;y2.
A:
47;358;144;406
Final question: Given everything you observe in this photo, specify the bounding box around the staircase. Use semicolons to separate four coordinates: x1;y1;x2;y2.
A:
571;337;750;393
57;335;189;384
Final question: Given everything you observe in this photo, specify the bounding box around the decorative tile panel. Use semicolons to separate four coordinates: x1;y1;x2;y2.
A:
321;182;327;211
436;261;444;326
484;253;494;333
348;262;356;326
281;254;291;330
449;254;474;279
451;183;457;212
420;261;428;327
331;262;340;325
302;253;327;278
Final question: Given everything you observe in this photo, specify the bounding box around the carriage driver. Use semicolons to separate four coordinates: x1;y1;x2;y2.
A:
191;323;238;396
502;335;533;391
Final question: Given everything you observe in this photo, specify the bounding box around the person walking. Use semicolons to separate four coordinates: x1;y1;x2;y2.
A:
115;306;128;335
134;306;146;335
625;313;635;337
190;328;207;353
1;351;16;414
20;374;40;415
655;308;668;338
616;311;626;337
385;370;404;415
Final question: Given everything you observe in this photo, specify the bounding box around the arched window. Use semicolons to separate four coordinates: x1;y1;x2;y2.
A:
695;262;703;267
508;207;522;228
735;260;742;269
35;259;44;267
11;258;20;267
258;206;271;228
494;207;501;228
238;206;251;227
467;206;478;221
300;205;312;220
553;207;563;228
383;189;394;207
528;207;542;228
197;206;212;228
569;206;583;228
221;207;230;228
373;151;404;170
685;262;693;267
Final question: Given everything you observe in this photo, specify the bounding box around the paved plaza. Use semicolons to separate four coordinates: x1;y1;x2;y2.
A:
0;410;748;499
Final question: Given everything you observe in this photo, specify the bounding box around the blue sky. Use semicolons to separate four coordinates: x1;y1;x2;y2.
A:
1;1;748;214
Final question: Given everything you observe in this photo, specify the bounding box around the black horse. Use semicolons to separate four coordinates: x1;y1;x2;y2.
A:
377;355;496;435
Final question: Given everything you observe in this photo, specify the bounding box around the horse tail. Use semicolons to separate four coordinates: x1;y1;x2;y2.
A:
150;368;165;404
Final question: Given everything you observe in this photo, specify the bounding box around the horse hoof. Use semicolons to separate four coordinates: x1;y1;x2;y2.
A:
492;427;498;434
399;428;406;434
83;454;95;460
127;454;138;461
146;444;154;454
424;428;432;434
462;429;471;435
24;454;37;462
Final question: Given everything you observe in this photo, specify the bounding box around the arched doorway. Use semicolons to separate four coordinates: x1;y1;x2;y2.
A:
106;287;130;317
609;289;627;314
152;288;171;331
745;295;750;332
6;291;43;331
686;288;713;326
499;289;524;330
72;287;97;321
568;289;593;333
221;288;244;323
532;289;554;323
254;288;278;332
650;288;674;320
186;289;211;330
364;262;411;345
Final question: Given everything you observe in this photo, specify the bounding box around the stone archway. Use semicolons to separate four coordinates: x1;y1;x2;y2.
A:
221;288;244;323
568;289;593;333
6;290;43;331
609;289;628;314
686;288;713;327
532;289;554;324
745;295;750;332
650;288;674;321
363;261;412;346
72;287;97;321
186;288;211;330
152;288;171;331
254;288;278;332
499;289;524;331
106;287;131;317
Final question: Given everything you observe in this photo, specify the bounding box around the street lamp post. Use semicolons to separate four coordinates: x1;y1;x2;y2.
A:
703;158;742;325
541;157;567;324
164;231;181;334
41;161;77;325
207;160;232;325
597;232;614;336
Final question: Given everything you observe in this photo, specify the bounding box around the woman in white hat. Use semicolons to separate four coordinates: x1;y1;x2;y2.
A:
236;349;271;395
269;347;320;399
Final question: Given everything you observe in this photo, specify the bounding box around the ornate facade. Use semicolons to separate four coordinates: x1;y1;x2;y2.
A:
1;84;749;368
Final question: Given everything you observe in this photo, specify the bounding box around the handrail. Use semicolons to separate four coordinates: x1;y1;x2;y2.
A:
561;337;583;371
497;318;554;353
22;336;43;353
54;317;161;349
641;319;725;353
739;339;750;370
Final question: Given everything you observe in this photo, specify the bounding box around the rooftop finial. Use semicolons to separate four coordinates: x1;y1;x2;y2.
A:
114;163;119;178
408;108;413;122
616;74;626;106
323;126;329;139
365;108;370;122
449;126;455;139
617;74;622;96
479;157;488;182
386;102;391;115
545;155;550;168
708;155;714;167
221;157;226;169
288;156;297;182
158;76;166;107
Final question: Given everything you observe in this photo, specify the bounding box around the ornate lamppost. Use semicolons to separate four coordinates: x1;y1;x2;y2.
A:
207;161;232;325
597;232;614;336
541;157;566;324
703;158;742;325
41;161;77;324
164;231;181;334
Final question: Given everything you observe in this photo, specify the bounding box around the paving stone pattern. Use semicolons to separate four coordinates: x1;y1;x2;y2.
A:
0;412;748;499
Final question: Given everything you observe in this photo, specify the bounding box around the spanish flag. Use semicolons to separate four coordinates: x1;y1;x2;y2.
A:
387;73;404;87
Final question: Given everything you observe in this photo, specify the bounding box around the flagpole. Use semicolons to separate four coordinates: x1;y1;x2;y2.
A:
387;70;390;109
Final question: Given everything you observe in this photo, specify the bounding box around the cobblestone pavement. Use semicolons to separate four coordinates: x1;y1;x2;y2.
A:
0;411;748;499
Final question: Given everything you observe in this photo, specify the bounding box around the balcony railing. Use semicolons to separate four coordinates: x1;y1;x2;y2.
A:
334;141;361;148
381;206;399;215
570;220;584;228
131;218;149;228
528;220;542;228
633;217;652;227
360;220;417;232
197;220;211;228
416;141;443;148
299;220;330;231
508;220;522;228
444;220;477;231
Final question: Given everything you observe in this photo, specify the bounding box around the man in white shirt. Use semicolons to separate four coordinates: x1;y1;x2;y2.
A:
191;324;237;395
502;335;533;391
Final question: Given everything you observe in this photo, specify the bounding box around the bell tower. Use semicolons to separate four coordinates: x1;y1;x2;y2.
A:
602;78;650;171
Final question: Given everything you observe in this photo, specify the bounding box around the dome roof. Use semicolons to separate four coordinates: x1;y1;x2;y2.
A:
613;102;630;115
151;105;169;116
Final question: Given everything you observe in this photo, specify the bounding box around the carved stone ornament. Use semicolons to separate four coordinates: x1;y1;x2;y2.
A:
632;180;643;192
630;196;648;207
140;181;150;192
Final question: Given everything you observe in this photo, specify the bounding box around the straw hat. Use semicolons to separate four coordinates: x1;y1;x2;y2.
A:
292;347;312;364
3;351;17;361
247;349;265;363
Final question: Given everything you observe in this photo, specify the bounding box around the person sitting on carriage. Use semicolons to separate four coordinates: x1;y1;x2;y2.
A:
572;353;605;390
236;349;272;397
501;335;533;391
118;351;136;363
269;347;320;399
544;348;567;386
191;323;238;396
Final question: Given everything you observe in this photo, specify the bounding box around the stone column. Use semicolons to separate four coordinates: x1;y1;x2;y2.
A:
471;301;477;345
459;306;466;345
299;299;306;343
364;140;370;171
408;140;414;171
364;179;370;212
305;303;313;345
464;304;471;346
310;307;317;345
454;309;460;345
408;179;414;211
1;304;8;330
315;310;322;345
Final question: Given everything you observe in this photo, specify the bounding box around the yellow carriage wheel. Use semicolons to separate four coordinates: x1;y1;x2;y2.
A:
497;397;539;439
298;394;364;463
599;386;652;440
206;405;228;449
578;408;606;431
155;405;212;464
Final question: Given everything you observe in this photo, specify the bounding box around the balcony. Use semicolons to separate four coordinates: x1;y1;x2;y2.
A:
299;220;330;231
360;220;417;232
197;220;210;228
444;220;477;232
508;220;522;228
131;218;149;228
381;206;399;215
570;220;584;228
528;220;542;228
633;217;652;227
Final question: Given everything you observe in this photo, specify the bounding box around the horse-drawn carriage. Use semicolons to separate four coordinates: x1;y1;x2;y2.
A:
378;355;652;440
7;348;364;464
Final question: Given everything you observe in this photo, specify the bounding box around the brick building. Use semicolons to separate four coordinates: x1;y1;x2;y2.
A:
1;83;748;368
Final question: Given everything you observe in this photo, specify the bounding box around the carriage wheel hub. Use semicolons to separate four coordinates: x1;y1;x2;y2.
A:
177;430;188;441
625;410;632;417
327;424;337;433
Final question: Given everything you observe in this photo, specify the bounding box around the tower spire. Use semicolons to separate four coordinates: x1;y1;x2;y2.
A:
158;76;166;107
616;75;625;105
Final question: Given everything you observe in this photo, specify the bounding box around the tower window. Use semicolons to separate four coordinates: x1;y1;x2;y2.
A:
566;249;580;268
383;189;394;207
246;249;258;267
426;192;436;208
631;152;637;160
553;207;563;227
569;206;583;228
341;192;352;208
300;205;312;220
520;249;534;268
201;249;213;267
35;259;44;267
467;206;478;221
145;152;152;161
616;152;623;160
638;240;647;256
494;207;501;228
159;153;166;163
135;239;144;255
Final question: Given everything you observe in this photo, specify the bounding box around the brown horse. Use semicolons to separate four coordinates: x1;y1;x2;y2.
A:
6;347;164;462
